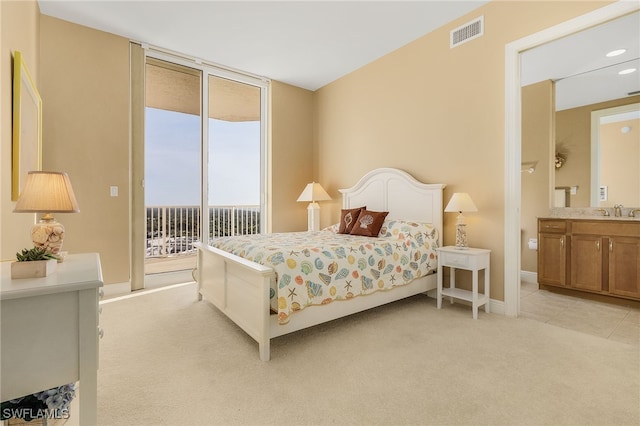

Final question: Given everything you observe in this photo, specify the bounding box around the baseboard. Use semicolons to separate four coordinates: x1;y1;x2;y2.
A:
145;269;193;288
520;270;537;284
489;298;505;315
101;270;194;300
102;281;131;299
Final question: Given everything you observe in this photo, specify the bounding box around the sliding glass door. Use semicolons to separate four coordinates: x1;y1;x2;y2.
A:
207;76;263;240
144;59;202;275
132;48;268;289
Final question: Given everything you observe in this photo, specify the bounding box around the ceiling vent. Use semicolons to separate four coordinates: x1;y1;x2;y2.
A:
450;16;484;48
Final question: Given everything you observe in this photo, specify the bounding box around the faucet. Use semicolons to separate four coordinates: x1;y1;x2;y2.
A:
597;208;610;217
629;209;640;218
614;204;623;217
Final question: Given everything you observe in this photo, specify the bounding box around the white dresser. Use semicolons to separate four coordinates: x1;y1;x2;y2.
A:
1;253;103;425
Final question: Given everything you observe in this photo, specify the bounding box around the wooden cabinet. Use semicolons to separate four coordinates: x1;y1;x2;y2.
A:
538;221;567;287
571;234;603;292
609;236;640;298
538;218;640;301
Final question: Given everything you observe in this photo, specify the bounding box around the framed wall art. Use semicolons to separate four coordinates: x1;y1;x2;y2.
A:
12;50;42;201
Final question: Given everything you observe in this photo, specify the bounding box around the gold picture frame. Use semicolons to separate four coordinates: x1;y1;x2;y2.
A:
12;50;42;201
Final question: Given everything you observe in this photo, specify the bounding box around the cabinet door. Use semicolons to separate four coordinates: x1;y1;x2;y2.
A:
538;233;566;286
609;236;640;299
571;235;603;292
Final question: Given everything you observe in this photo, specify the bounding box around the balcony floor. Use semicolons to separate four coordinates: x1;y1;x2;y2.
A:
145;254;196;275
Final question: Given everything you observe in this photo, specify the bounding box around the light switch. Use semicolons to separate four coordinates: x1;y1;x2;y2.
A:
110;186;119;197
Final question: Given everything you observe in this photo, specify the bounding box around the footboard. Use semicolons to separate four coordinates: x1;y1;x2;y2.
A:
194;242;275;361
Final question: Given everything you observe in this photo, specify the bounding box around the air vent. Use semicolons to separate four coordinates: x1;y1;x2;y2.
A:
450;16;484;48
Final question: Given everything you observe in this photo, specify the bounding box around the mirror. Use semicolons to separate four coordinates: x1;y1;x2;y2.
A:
521;11;640;208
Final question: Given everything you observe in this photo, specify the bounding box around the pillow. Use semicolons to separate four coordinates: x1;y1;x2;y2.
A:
338;207;365;234
350;210;389;237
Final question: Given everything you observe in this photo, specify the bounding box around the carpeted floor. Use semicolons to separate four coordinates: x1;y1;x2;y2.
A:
97;282;639;426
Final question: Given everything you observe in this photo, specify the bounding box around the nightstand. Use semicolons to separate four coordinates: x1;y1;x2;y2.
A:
436;246;491;319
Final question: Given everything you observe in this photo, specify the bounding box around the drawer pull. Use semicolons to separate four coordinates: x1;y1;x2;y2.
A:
596;240;600;251
99;289;104;299
560;236;564;249
98;327;104;339
609;240;613;252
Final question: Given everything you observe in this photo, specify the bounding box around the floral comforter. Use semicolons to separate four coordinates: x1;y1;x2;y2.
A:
209;220;439;324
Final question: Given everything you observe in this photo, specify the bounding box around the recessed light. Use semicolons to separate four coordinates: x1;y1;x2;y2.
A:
606;49;626;57
618;68;637;75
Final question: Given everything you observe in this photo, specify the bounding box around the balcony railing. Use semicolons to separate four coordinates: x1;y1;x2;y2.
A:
146;205;260;258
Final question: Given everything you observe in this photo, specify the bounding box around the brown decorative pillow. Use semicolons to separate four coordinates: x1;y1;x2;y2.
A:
338;207;365;234
350;210;389;237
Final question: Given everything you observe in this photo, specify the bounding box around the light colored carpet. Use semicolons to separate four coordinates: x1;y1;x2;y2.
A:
97;282;639;426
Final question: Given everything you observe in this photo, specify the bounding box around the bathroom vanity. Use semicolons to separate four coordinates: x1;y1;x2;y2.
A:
538;217;640;301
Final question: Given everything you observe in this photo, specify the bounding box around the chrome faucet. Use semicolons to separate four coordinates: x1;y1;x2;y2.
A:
629;209;640;218
597;208;610;217
614;204;623;217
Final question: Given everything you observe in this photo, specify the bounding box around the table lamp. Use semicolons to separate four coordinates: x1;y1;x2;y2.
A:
444;192;477;249
13;171;80;255
297;182;331;231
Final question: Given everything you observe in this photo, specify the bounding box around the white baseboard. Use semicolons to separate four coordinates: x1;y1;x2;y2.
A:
102;281;131;298
520;270;537;284
145;269;193;288
101;270;194;300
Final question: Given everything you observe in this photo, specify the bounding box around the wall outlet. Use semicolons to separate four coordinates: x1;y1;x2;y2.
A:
110;186;118;197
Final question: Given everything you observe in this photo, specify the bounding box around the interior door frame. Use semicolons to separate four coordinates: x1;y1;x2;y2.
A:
503;1;639;316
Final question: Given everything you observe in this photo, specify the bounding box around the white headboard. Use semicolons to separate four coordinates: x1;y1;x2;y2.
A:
339;168;446;242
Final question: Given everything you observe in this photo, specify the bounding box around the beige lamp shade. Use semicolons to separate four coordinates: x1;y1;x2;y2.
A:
297;182;331;232
14;171;80;213
444;192;477;250
13;171;79;256
296;182;331;203
444;192;477;213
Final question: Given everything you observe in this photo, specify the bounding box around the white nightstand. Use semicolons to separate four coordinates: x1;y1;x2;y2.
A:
436;246;491;319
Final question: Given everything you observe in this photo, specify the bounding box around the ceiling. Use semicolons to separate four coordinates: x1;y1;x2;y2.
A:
37;1;638;109
521;11;640;111
37;0;489;91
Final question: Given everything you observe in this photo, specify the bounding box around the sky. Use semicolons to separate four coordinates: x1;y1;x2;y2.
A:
145;108;260;206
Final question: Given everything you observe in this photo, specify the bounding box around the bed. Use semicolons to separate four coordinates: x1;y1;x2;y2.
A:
194;168;446;361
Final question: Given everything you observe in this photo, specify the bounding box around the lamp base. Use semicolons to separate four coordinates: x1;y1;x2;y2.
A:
307;202;321;232
31;215;65;256
454;223;469;250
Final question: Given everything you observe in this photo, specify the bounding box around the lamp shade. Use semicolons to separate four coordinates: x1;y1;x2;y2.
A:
296;182;331;203
14;171;80;213
444;192;477;213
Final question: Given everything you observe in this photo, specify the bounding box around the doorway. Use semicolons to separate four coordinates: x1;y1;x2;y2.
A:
504;1;639;316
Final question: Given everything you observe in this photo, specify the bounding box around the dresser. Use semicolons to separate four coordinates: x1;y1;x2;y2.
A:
1;253;103;425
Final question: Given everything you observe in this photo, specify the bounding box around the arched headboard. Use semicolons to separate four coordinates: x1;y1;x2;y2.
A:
339;168;446;243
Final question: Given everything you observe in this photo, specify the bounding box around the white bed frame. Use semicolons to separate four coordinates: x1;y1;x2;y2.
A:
195;168;446;361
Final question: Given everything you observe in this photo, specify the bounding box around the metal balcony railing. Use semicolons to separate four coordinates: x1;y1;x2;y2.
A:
146;205;260;258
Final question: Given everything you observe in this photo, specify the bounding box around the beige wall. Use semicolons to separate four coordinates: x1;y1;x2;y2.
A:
38;15;130;283
556;95;640;207
521;81;554;273
1;0;40;261
270;81;315;233
313;1;612;301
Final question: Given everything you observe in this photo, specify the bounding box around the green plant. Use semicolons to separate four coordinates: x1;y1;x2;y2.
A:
15;247;58;262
